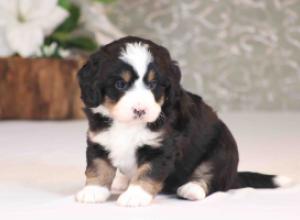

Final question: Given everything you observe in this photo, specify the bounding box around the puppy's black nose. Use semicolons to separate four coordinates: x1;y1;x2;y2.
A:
133;108;146;118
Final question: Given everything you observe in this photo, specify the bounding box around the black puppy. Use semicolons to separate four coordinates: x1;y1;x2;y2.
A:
76;36;289;207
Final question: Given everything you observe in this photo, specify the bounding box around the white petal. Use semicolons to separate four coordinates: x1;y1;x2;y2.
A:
6;24;43;57
58;48;70;58
0;1;18;27
19;0;68;36
33;6;69;35
19;0;57;20
0;29;14;57
0;0;18;17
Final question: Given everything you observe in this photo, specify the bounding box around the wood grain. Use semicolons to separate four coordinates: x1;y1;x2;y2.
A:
0;57;86;120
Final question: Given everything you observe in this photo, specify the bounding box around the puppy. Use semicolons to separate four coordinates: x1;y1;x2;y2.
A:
75;36;289;207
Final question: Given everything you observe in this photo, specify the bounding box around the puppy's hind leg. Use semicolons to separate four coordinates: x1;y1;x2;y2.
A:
177;161;212;201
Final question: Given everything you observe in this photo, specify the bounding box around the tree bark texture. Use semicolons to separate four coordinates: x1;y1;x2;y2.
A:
0;57;86;120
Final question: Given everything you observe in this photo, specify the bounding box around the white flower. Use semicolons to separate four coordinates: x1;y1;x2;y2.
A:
0;0;68;57
37;42;70;58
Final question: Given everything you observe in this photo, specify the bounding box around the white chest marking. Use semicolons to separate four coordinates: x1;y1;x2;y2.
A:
89;121;162;177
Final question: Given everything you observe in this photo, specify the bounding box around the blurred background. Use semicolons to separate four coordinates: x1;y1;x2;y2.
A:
108;0;300;111
1;0;300;119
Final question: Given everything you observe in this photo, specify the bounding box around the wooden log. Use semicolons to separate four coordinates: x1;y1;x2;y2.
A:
0;57;86;120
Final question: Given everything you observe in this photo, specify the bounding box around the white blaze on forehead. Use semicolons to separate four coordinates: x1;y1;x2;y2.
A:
119;42;153;78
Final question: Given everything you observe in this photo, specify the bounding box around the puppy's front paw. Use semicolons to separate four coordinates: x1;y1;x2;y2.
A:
117;185;153;207
75;185;110;203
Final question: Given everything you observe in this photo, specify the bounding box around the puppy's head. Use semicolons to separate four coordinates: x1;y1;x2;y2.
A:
78;36;181;123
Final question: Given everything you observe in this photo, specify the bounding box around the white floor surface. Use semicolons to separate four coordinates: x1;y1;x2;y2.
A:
0;113;299;220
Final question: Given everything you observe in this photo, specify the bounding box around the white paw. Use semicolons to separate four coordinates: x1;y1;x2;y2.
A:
117;185;153;207
177;182;206;201
111;170;129;193
75;185;110;203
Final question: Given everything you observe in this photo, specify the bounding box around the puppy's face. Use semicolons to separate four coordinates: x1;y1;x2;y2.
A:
78;37;181;124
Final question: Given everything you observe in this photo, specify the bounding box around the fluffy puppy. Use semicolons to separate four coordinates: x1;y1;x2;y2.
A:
75;36;290;207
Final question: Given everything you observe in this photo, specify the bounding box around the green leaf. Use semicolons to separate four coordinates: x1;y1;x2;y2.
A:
45;1;99;53
58;0;72;10
49;32;71;43
64;37;98;51
55;3;80;33
46;32;98;52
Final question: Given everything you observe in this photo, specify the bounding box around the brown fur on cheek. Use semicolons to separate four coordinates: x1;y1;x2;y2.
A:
85;158;116;187
158;95;165;106
103;96;117;113
131;163;163;195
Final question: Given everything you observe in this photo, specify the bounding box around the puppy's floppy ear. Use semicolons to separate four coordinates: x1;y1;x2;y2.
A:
166;60;182;100
152;44;182;106
170;61;181;84
77;61;102;108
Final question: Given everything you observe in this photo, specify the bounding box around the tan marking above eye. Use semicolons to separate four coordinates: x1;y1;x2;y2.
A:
147;70;156;82
121;70;131;82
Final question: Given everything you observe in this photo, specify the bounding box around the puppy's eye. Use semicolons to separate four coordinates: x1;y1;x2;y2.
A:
148;80;158;90
115;79;128;90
